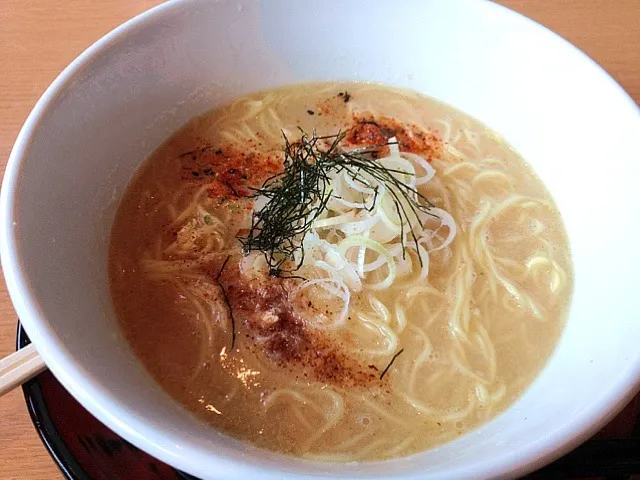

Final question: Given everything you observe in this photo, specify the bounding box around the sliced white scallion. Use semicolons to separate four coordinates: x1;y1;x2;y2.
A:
338;236;396;290
423;208;457;252
293;277;350;328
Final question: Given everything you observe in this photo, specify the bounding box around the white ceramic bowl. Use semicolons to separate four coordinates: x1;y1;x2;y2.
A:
2;1;640;478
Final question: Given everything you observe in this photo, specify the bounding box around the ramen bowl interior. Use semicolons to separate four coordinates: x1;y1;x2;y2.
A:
2;1;640;479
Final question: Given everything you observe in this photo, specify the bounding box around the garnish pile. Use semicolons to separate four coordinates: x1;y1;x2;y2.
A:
240;130;436;277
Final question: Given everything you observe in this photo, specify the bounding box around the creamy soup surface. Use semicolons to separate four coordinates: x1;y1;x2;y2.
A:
109;83;573;461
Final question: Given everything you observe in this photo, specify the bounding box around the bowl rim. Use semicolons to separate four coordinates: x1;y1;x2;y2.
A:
2;0;640;479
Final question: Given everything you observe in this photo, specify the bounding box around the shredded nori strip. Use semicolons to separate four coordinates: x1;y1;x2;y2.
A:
216;256;236;350
379;349;404;380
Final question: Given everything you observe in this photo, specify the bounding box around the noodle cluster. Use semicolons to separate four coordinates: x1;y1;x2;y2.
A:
113;84;572;461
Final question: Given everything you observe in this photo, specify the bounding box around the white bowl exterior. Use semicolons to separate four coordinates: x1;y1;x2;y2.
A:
2;0;640;479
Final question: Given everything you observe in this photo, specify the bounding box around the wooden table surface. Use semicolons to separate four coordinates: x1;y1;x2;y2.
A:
0;1;638;478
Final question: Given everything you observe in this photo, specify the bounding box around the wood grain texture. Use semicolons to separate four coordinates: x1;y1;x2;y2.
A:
0;1;638;478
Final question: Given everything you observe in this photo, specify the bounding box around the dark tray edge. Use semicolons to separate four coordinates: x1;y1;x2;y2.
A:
17;323;92;480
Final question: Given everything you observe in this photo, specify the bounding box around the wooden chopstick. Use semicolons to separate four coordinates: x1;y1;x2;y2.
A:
0;344;46;396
